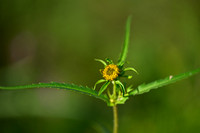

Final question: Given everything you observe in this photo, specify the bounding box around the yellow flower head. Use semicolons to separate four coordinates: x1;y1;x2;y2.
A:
102;64;119;81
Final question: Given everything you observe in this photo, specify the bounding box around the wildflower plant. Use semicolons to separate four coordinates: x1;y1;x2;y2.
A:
0;16;200;133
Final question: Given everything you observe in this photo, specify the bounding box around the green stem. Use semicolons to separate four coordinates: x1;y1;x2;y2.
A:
113;105;118;133
113;81;116;100
111;81;118;133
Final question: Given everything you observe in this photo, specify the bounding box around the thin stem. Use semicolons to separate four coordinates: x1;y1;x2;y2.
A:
112;81;118;133
113;105;118;133
112;81;116;99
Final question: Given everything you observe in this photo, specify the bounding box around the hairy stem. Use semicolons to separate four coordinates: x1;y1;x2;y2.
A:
113;105;118;133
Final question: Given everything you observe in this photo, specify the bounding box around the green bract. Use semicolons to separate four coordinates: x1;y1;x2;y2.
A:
0;16;200;107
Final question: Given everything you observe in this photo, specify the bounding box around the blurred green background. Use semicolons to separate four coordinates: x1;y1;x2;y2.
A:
0;0;200;133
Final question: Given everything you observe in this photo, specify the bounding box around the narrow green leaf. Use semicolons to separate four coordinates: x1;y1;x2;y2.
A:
124;67;139;74
98;81;110;95
115;80;125;96
94;79;107;90
95;59;107;67
130;68;200;96
0;82;109;103
117;16;132;67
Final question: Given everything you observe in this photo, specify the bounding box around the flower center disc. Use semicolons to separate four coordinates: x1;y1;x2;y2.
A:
102;64;119;81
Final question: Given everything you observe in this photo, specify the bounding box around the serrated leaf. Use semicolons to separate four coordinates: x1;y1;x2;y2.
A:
0;82;109;103
117;16;132;67
98;81;110;95
130;68;200;96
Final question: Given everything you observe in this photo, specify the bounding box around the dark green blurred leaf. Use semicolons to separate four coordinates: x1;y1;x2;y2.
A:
117;16;132;67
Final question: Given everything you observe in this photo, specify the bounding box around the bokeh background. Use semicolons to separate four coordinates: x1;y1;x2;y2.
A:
0;0;200;133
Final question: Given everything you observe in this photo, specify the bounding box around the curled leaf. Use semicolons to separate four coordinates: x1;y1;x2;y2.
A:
124;67;139;75
115;80;125;96
95;59;107;67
